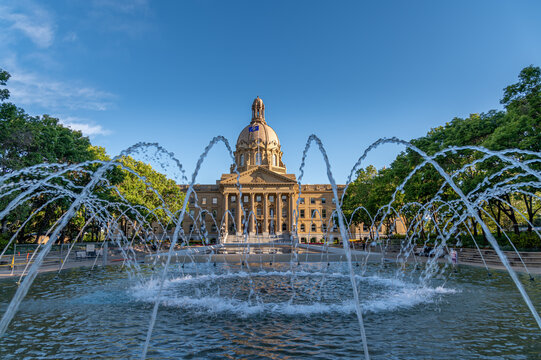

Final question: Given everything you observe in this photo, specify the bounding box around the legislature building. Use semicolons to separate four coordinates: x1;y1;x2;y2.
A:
180;97;404;243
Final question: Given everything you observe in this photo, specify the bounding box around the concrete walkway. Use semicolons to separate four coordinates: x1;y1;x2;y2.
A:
2;244;541;278
382;248;541;275
0;252;141;278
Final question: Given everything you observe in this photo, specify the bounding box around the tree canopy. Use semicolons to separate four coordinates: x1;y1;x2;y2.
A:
343;66;541;248
0;67;186;246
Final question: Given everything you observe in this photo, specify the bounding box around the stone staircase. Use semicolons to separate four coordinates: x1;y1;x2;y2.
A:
457;248;541;268
223;234;291;244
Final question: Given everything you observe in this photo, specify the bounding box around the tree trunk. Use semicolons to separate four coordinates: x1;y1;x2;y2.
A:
498;194;520;235
478;208;487;243
488;200;502;237
16;221;26;243
522;193;535;232
36;204;53;242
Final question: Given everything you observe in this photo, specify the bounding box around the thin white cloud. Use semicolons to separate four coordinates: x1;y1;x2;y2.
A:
60;116;112;137
0;4;55;48
3;56;115;111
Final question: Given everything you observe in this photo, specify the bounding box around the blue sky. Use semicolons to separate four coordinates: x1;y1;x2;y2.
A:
1;0;540;184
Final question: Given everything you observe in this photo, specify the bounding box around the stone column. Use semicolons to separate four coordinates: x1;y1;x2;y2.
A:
236;193;242;236
276;192;282;235
223;193;229;234
288;193;294;234
250;192;255;234
263;193;269;236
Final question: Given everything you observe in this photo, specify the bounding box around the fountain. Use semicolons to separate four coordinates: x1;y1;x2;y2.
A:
0;136;540;359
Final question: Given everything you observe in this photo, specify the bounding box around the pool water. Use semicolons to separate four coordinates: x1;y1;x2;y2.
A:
1;262;540;359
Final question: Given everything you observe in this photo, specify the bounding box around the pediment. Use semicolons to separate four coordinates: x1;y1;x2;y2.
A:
221;167;297;185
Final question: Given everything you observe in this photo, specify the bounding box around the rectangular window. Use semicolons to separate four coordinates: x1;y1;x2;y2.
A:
311;209;317;218
322;224;327;232
299;197;305;204
212;209;217;217
322;209;327;218
310;198;316;204
269;195;274;202
321;198;326;204
282;195;287;201
270;208;274;216
189;209;195;216
244;195;249;202
211;224;217;232
300;209;305;218
212;197;218;205
231;209;235;216
231;195;236;202
256;195;261;202
257;208;262;216
189;197;194;204
282;209;287;217
202;197;207;205
332;198;336;204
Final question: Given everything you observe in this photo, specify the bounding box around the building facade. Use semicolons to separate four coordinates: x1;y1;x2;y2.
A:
181;97;403;243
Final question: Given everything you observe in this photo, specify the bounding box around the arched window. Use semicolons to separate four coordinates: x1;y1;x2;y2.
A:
240;154;245;166
273;154;277;166
255;152;262;165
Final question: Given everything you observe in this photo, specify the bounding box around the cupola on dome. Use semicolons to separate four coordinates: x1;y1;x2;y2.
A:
236;97;279;148
233;97;286;174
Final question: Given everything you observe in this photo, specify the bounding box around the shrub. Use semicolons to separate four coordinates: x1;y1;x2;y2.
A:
456;232;541;250
0;233;11;251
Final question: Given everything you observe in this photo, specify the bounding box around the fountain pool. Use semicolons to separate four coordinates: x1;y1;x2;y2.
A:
1;262;539;359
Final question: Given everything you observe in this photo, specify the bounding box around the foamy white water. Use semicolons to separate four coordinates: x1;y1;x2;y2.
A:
131;270;458;317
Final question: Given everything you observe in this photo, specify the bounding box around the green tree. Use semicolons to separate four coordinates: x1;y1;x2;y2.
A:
115;156;186;229
0;68;10;102
501;65;541;119
1;68;96;244
343;165;400;238
343;65;541;244
1;67;187;248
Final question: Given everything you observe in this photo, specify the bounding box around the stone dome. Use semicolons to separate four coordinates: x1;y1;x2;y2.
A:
236;122;280;148
237;96;280;148
232;97;287;174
